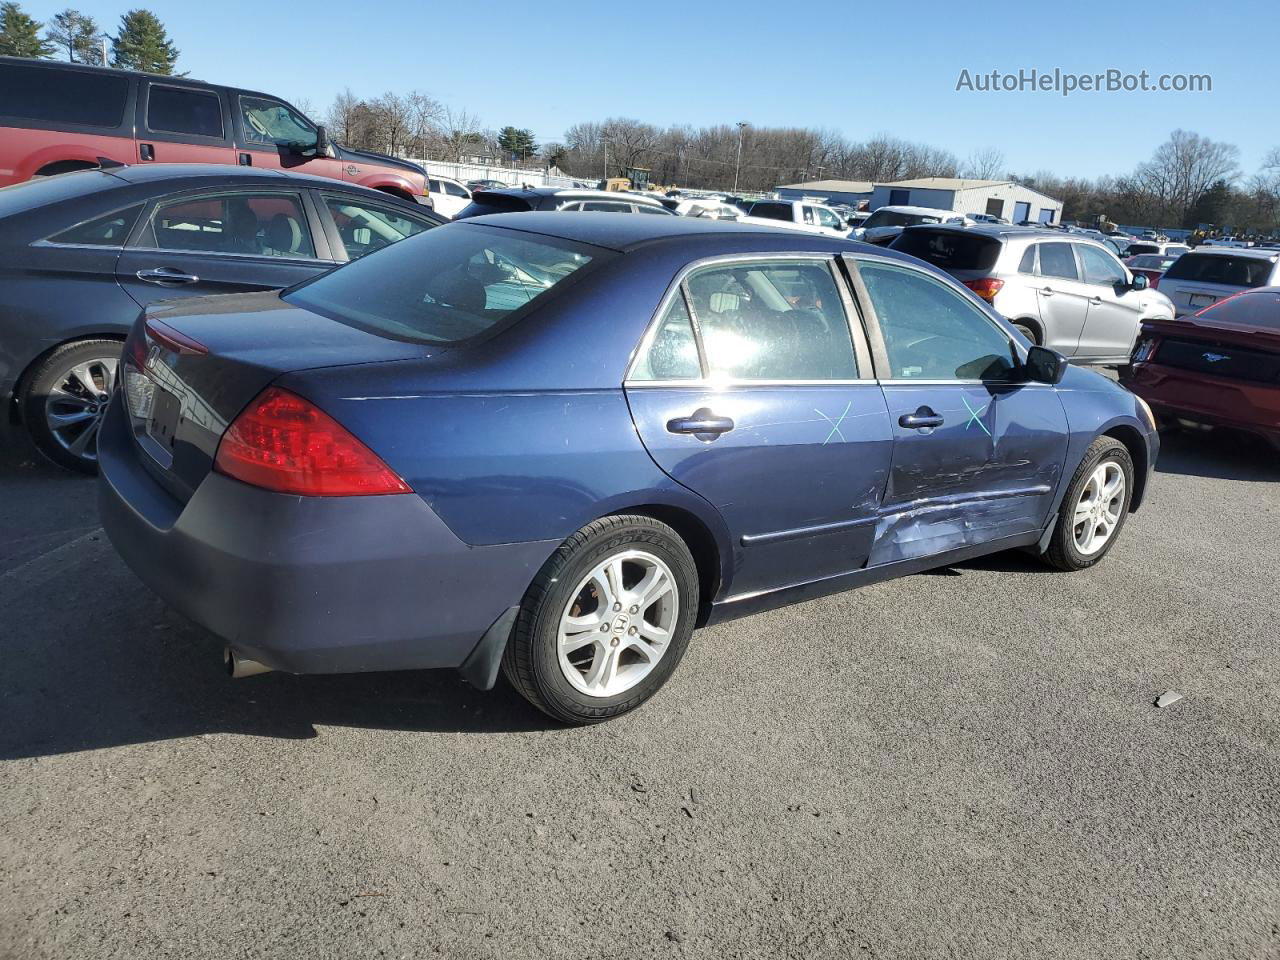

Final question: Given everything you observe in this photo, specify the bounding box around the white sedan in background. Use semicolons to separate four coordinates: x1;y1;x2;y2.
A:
427;176;473;218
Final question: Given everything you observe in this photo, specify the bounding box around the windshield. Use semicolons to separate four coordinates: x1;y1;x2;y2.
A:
284;224;606;344
864;210;940;229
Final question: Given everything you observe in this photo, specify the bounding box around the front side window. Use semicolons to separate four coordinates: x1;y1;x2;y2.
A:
816;207;842;229
239;96;315;148
858;261;1016;381
1077;244;1128;286
148;86;224;139
323;196;433;261
141;192;315;259
683;260;858;381
284;226;604;344
748;202;789;221
1037;242;1079;281
48;205;143;246
631;294;701;381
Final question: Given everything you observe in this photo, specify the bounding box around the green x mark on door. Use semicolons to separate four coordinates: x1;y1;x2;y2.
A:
962;395;992;437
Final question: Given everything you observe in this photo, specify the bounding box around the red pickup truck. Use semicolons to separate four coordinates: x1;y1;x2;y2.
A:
0;56;432;206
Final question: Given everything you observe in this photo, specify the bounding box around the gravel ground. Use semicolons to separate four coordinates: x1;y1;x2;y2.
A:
1;425;1278;960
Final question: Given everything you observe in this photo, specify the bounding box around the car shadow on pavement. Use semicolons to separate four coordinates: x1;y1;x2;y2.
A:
1154;428;1280;482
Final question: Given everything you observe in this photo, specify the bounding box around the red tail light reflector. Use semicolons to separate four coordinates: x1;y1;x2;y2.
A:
962;277;1005;302
214;387;411;497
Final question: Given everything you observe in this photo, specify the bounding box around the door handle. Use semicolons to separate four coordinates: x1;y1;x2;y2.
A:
1039;286;1055;297
899;407;944;430
1089;296;1103;305
139;143;154;161
666;407;734;441
136;267;200;285
239;153;252;166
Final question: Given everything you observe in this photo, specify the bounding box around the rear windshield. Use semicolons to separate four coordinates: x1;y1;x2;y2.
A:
1163;253;1277;288
1126;243;1160;255
1198;289;1280;329
453;194;534;219
863;210;941;229
1128;255;1176;270
0;63;129;127
283;224;608;344
891;229;1001;271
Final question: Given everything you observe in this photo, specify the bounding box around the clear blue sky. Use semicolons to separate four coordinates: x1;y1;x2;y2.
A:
29;0;1275;180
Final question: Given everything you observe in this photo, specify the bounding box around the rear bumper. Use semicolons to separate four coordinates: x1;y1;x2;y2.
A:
1123;364;1280;442
97;394;555;676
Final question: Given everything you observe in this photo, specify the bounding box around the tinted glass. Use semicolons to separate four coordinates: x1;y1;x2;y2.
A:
749;202;790;221
284;226;604;344
1018;245;1037;274
148;86;224;138
1077;244;1127;286
1198;288;1280;329
454;194;534;218
0;63;128;127
580;201;633;212
48;205;143;246
1126;243;1160;256
239;96;314;147
859;262;1015;381
631;294;700;380
891;229;1001;271
863;210;940;229
685;260;857;380
142;192;314;258
324;196;433;260
1037;242;1078;280
1162;254;1277;288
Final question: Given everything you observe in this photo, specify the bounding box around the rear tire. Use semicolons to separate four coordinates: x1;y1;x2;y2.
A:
502;515;699;724
21;339;122;474
1013;320;1041;345
1043;436;1133;571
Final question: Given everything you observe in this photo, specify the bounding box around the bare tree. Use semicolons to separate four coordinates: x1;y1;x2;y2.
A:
326;89;361;145
961;146;1006;180
1132;129;1240;226
438;106;484;161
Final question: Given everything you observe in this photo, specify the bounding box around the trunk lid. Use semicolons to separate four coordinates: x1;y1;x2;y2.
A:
123;290;429;502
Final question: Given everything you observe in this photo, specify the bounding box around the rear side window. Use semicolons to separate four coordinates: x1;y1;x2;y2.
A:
48;205;143;246
148;86;224;139
891;229;1001;272
1018;246;1037;274
749;202;790;221
1037;243;1078;280
1162;254;1276;288
631;294;701;381
1198;289;1280;329
0;63;129;127
284;225;606;344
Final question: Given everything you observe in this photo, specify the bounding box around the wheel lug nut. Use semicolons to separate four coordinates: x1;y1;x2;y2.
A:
628;626;637;635
599;624;609;632
610;637;620;647
629;605;639;614
613;602;622;612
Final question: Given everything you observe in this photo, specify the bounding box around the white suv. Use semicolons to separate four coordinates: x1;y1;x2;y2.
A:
1156;247;1280;317
427;176;473;218
891;224;1174;364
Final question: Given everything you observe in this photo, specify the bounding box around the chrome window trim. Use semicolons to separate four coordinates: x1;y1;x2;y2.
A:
122;245;332;266
623;251;875;385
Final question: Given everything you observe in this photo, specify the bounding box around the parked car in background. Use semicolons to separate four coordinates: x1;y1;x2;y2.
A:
97;212;1156;725
1123;240;1190;258
1156;247;1280;317
739;199;850;237
1123;287;1280;450
453;187;673;219
967;212;1010;225
0;165;442;471
1124;253;1181;288
427;175;473;218
465;179;510;193
852;205;967;245
673;198;742;219
891;224;1174;363
0;56;433;205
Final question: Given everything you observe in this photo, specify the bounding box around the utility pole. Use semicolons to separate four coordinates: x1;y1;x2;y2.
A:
100;36;109;66
733;121;748;194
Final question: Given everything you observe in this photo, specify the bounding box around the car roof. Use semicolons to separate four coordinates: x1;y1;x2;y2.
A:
458;211;873;253
901;222;1065;242
476;186;666;206
0;54;282;104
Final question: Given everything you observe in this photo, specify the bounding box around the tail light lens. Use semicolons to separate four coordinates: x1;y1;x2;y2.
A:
962;277;1005;302
122;334;155;420
1132;335;1157;364
1149;274;1160;290
214;387;411;497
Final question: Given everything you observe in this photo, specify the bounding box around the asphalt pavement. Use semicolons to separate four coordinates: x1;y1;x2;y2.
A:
1;426;1278;960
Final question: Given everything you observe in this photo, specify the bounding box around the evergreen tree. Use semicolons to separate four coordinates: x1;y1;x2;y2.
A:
45;8;102;64
497;126;537;162
0;2;53;57
110;9;178;75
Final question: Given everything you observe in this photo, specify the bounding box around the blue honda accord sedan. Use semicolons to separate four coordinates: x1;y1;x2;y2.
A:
98;213;1158;723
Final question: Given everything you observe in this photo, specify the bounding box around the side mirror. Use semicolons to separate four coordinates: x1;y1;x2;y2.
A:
1024;345;1068;385
314;125;330;157
1130;273;1149;290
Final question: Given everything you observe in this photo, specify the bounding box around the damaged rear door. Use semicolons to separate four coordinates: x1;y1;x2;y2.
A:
844;255;1069;564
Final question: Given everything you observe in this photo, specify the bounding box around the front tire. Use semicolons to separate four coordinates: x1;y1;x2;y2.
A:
1043;436;1134;571
502;515;699;724
21;339;122;474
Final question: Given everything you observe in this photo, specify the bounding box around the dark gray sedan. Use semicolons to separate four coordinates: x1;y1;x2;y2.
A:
0;164;443;471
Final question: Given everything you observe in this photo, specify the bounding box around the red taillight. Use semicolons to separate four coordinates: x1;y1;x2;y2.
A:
962;277;1005;301
1149;274;1159;290
214;387;411;497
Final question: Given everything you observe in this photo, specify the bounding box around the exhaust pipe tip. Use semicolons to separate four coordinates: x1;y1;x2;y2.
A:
224;647;272;679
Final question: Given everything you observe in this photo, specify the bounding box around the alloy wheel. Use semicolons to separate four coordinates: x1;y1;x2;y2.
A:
556;549;679;698
43;356;118;463
1072;460;1126;556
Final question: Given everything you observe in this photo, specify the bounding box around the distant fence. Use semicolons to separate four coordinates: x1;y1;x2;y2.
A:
404;158;586;190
